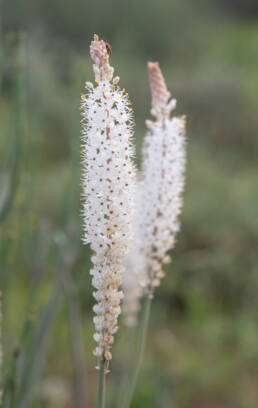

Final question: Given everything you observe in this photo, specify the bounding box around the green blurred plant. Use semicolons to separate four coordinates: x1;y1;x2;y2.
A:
0;0;4;93
0;33;27;224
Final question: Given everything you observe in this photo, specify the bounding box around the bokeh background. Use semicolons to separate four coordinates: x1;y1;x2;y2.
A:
1;0;258;407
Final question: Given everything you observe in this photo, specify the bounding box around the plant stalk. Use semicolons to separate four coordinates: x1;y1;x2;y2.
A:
121;294;152;408
97;359;106;408
65;271;88;408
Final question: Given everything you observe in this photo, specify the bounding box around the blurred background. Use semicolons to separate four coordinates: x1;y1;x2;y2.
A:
1;0;258;407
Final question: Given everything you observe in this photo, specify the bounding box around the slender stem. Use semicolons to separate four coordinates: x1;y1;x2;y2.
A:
121;295;152;408
97;360;106;408
65;271;88;408
116;326;136;407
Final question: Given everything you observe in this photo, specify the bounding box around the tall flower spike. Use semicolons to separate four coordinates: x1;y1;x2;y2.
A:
123;62;186;318
142;62;186;294
123;63;186;325
81;35;136;366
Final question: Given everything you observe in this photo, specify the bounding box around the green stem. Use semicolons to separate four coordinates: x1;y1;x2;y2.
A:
121;295;152;408
116;326;136;407
65;270;88;408
97;360;106;408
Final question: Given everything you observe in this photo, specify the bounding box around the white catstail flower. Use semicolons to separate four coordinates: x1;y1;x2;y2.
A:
123;62;186;324
142;62;186;292
122;180;147;327
81;35;136;364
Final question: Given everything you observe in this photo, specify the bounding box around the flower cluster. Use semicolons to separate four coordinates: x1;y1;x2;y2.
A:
122;181;147;327
122;62;186;325
140;62;186;294
81;35;136;364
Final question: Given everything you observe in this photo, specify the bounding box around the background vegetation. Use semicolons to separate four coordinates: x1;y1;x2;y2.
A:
1;0;258;407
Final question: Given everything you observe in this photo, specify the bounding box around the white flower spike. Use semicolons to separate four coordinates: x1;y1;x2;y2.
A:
80;35;136;365
123;62;186;326
142;61;186;293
